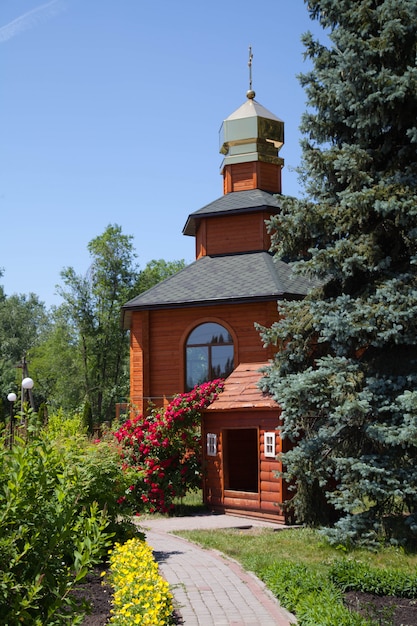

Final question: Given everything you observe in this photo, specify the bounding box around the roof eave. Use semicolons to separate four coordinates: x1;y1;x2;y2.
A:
121;291;304;319
205;404;278;411
183;204;279;237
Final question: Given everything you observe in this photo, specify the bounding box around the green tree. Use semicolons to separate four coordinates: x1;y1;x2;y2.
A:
0;288;49;414
260;0;417;544
28;306;84;413
57;224;139;424
136;258;186;293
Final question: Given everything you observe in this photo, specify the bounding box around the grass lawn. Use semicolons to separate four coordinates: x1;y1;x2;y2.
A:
171;490;417;575
175;525;417;575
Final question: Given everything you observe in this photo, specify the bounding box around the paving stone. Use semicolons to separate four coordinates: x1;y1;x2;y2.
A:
140;513;296;626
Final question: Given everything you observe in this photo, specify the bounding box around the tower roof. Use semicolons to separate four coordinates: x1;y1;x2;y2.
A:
219;95;284;170
182;189;281;236
224;98;283;124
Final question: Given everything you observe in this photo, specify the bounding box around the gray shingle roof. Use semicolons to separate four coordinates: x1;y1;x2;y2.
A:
122;252;313;326
183;190;282;236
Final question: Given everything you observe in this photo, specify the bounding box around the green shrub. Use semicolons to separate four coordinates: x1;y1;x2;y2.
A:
330;558;417;597
44;409;87;440
44;412;140;542
259;554;417;624
0;437;112;624
259;561;325;613
63;439;140;541
296;589;373;626
258;561;372;625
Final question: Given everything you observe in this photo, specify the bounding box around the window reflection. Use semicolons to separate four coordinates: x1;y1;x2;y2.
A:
187;323;233;345
186;323;234;391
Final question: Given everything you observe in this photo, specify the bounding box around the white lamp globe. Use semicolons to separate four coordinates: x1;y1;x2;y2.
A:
22;377;34;390
7;392;17;402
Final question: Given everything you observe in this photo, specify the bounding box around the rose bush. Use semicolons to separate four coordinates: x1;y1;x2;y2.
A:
113;379;223;514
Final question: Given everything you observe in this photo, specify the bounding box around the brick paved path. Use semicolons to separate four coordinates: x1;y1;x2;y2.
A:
142;514;296;626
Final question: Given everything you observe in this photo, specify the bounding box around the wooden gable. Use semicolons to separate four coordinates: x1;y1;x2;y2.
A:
206;362;277;410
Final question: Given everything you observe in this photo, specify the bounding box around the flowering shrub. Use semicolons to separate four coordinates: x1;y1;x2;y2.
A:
108;538;173;625
113;379;224;513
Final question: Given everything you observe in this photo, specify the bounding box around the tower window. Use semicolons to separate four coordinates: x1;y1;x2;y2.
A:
185;322;234;391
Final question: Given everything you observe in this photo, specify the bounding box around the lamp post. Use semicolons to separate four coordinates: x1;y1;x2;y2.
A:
8;355;36;446
21;377;34;435
7;392;17;449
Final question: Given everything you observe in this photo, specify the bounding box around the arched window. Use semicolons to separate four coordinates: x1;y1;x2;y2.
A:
185;322;234;391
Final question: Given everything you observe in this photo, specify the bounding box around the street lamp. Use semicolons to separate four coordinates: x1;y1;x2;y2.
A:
7;392;17;449
22;377;34;390
7;377;35;447
21;377;34;414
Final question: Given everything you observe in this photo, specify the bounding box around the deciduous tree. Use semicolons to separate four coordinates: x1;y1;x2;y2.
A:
57;224;139;423
135;258;186;293
29;305;84;413
0;285;48;412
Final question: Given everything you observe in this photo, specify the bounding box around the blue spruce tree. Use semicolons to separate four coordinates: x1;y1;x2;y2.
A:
260;0;417;545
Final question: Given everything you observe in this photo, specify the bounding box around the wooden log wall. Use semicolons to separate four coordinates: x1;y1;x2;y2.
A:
195;211;274;258
130;301;279;412
202;410;288;523
222;161;282;194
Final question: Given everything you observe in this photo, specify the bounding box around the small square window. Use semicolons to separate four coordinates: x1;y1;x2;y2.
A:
264;432;276;458
207;433;217;456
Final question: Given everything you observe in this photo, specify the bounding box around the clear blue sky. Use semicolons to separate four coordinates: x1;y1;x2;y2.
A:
1;0;324;308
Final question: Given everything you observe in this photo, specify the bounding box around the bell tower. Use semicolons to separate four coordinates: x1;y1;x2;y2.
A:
219;49;284;195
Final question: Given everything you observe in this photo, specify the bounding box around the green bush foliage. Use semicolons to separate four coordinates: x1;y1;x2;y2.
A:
258;561;370;625
257;547;417;624
0;407;141;624
0;437;112;624
44;409;87;440
330;558;417;598
58;439;138;541
43;411;139;541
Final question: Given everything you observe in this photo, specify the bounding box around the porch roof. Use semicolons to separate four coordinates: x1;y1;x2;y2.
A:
206;362;279;411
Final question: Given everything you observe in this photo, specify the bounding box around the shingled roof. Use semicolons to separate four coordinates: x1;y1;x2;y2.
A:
122;251;314;327
205;362;278;411
183;189;281;236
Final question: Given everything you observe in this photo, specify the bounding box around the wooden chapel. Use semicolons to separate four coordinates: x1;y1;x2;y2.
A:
122;83;311;521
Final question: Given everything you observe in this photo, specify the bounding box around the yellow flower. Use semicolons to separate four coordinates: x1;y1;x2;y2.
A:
108;537;173;625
